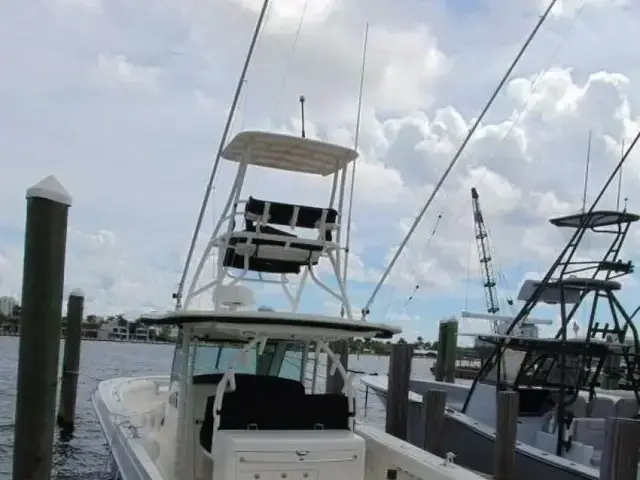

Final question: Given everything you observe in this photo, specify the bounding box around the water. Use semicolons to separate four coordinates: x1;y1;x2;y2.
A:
0;336;435;479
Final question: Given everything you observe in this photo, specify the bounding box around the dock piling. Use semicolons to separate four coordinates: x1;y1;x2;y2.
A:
494;391;519;480
422;389;446;457
443;319;458;383
12;175;72;480
57;289;85;433
599;417;640;480
385;343;413;440
434;322;447;381
434;318;458;383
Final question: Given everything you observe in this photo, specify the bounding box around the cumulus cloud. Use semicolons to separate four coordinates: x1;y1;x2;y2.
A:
2;0;640;340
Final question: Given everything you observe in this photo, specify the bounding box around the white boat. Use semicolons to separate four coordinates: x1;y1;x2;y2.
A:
362;208;640;480
89;0;564;476
92;129;489;480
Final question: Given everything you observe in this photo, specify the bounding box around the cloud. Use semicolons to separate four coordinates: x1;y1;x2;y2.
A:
2;0;640;341
95;54;163;92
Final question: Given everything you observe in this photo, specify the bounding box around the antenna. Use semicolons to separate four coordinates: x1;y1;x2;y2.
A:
581;130;592;213
299;95;306;138
341;22;369;318
174;0;269;308
616;139;624;210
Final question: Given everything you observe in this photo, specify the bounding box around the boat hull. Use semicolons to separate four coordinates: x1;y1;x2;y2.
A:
92;376;170;480
361;375;598;480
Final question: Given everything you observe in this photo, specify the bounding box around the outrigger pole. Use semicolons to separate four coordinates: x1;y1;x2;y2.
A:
341;22;370;318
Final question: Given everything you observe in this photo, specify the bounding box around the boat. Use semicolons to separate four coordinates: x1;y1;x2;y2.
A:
91;128;491;480
89;0;566;476
363;204;640;479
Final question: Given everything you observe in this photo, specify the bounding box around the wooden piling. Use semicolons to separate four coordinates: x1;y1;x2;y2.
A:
494;391;519;480
443;319;459;383
385;343;413;440
57;289;85;432
599;417;640;480
434;318;458;383
434;322;448;381
422;389;446;457
325;340;349;394
13;176;72;480
601;335;621;390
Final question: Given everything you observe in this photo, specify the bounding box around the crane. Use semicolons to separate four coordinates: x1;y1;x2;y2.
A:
471;187;502;333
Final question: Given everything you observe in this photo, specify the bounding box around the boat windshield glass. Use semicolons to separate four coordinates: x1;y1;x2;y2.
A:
191;339;307;382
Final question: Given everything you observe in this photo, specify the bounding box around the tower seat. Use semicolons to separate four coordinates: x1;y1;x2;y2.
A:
221;196;338;274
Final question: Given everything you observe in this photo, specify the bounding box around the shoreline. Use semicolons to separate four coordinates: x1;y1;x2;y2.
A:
0;332;175;345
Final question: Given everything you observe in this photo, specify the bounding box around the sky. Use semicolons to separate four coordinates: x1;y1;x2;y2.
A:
1;0;640;342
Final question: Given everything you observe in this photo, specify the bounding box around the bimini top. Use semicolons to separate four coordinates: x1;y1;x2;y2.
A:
221;131;359;176
140;309;400;340
549;210;640;229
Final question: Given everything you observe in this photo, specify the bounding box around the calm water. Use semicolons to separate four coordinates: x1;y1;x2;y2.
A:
0;336;434;479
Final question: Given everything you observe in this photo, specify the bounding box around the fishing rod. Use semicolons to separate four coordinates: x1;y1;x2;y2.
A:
174;0;270;308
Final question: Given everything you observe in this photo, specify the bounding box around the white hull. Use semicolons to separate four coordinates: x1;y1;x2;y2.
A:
361;375;640;480
93;375;490;480
92;376;171;480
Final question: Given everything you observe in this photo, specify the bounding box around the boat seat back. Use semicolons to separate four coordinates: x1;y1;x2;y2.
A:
587;396;615;418
614;397;639;418
245;196;338;241
199;392;351;453
572;418;605;451
218;393;350;431
198;374;306;452
222;197;339;275
568;396;587;417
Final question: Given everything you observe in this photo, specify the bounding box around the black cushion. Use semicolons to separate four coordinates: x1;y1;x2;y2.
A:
246;196;338;230
199;389;352;453
199;374;306;452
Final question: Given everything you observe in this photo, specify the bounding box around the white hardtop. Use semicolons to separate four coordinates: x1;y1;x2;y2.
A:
460;310;553;325
141;309;401;341
221;130;358;176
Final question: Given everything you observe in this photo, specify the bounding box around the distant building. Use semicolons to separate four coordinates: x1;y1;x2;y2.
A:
98;318;129;341
82;322;100;339
0;296;18;317
414;349;437;358
132;324;151;342
1;316;19;335
61;321;101;339
168;326;179;341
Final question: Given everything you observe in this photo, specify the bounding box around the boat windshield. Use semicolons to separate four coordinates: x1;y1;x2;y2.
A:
170;338;308;384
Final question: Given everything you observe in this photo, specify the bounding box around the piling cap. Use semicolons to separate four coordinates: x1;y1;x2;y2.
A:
440;316;459;324
26;175;73;206
70;288;85;298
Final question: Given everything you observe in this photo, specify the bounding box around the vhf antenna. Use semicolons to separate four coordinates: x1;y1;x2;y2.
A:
299;95;306;138
581;130;592;213
616;139;625;210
